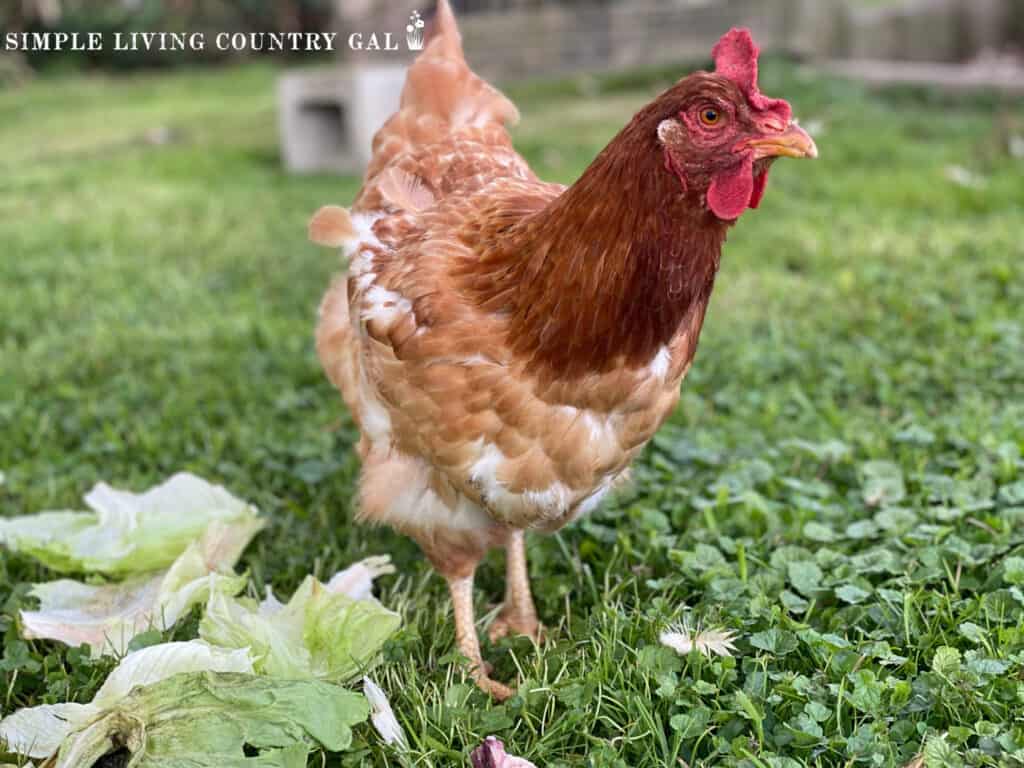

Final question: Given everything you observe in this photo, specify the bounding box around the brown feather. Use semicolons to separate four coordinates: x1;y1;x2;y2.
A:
377;168;437;213
308;205;354;247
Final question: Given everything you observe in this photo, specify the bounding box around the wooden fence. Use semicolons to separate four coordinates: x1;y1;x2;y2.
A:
338;0;1021;81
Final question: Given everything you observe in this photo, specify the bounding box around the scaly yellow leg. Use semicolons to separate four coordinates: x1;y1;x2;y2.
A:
447;573;515;701
488;531;542;643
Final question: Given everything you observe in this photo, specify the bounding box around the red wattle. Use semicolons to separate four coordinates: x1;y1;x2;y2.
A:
748;168;769;209
707;155;755;220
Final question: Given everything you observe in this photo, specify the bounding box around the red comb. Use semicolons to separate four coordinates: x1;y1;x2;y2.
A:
713;28;791;125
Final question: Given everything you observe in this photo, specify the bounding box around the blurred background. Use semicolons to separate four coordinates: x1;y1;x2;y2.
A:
2;2;1024;764
3;0;1022;171
1;0;1022;562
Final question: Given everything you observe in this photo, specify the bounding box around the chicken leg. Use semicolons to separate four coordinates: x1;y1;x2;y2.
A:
447;573;515;701
488;531;542;643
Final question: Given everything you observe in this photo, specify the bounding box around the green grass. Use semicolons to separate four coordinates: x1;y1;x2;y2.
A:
1;59;1024;767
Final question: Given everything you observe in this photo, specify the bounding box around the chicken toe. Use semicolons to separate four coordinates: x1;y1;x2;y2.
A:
448;573;516;701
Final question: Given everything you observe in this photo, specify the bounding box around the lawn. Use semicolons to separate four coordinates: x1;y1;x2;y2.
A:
1;59;1023;768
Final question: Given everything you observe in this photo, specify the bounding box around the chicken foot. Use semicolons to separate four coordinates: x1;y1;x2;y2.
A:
488;531;543;643
447;572;515;701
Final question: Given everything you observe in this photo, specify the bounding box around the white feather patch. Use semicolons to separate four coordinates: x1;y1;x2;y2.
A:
648;346;672;380
363;285;413;325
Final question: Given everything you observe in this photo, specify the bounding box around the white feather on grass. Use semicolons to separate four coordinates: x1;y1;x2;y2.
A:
659;621;738;658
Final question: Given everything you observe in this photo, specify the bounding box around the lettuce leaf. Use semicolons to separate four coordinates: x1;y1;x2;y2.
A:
1;643;367;767
52;673;368;768
0;641;253;760
199;557;400;682
0;473;261;574
19;517;262;656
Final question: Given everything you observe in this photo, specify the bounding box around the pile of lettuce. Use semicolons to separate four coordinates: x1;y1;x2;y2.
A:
0;474;402;767
1;473;264;656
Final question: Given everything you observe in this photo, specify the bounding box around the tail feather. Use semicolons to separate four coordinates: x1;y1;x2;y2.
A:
429;0;463;61
359;0;520;203
397;0;518;129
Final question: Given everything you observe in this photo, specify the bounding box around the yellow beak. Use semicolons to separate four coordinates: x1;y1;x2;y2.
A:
747;123;818;160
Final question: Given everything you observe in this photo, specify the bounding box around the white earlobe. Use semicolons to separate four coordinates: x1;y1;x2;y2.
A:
657;119;681;145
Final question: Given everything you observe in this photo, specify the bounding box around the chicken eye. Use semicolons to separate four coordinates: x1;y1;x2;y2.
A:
700;107;721;127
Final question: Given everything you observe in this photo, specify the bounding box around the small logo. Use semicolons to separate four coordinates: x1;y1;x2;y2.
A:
406;10;425;51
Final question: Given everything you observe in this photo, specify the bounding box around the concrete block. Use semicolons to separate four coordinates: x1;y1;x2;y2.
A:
278;64;405;175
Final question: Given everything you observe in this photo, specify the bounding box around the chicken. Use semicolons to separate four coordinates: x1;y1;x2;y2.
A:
311;0;816;700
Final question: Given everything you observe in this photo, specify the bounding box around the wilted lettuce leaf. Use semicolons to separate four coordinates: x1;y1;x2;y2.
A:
52;673;368;768
200;559;400;682
0;641;253;760
19;517;263;656
1;642;367;766
0;702;85;760
0;473;262;574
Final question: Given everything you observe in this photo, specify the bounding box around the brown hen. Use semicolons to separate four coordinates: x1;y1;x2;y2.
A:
312;0;816;699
